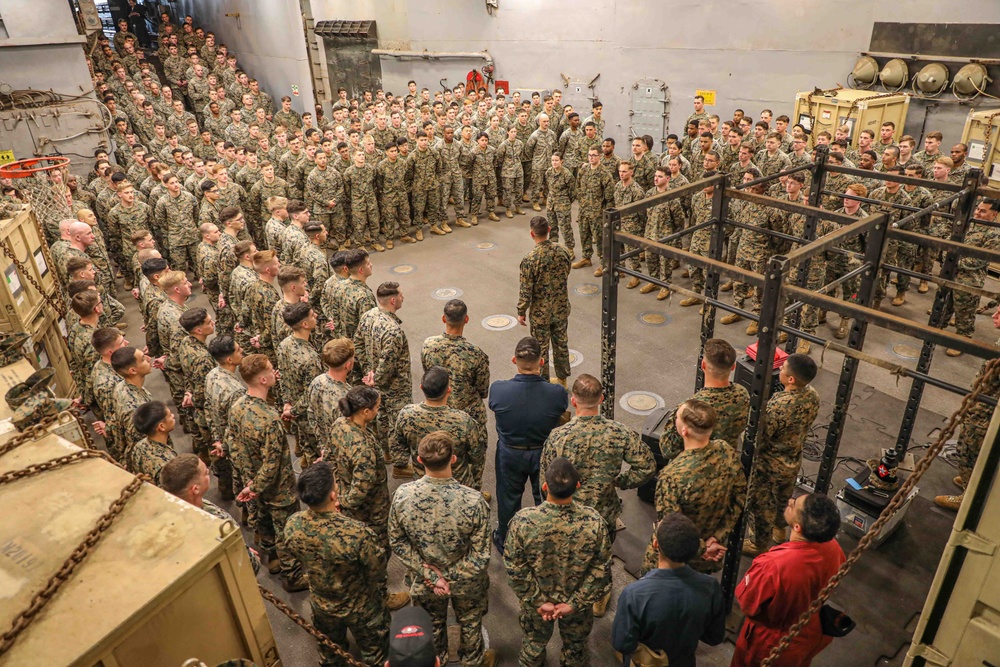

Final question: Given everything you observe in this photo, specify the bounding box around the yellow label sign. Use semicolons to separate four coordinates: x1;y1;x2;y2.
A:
0;150;14;166
695;90;716;106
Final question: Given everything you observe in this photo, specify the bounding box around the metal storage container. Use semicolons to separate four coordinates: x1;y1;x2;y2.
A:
0;431;281;667
960;108;1000;188
793;88;911;149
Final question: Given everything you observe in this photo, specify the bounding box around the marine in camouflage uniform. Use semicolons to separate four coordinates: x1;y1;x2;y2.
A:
687;186;716;295
284;500;390;667
205;363;247;504
731;198;777;318
306;372;351;446
469;139;499;222
524;124;557;206
389;472;491;666
305;160;348;247
113;380;152;455
229;391;302;580
128;436;178;484
576;159;614;268
420;333;490;424
67;320;99;407
782;210;839;335
177;330;217;466
540;414;655;537
157;297;195;433
629;151;656;192
354;305;412;454
613;171;647;273
658;384;750;462
642;438;747;574
376;150;411;242
154;187;201;274
245;277;281;361
504;487;612;667
643;181;679;283
746;385;821;550
196;238;222;314
343;160;381;247
336;277;376;345
942;220;1000;340
407;140;444;231
276;333;324;462
439;133;467;224
497;133;525;215
392;403;483;486
543;158;577;252
518;234;572;382
278;221;309;269
91;359;125;460
900;181;934;296
953;346;1000;491
327;415;391;555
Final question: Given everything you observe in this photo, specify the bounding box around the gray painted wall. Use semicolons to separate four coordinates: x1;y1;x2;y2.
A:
311;0;1000;148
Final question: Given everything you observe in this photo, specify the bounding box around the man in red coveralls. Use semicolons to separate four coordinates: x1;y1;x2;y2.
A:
731;492;846;667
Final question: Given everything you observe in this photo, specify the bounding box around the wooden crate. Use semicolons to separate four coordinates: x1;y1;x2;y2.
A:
0;410;88;448
793;88;911;149
0;432;281;667
0;208;61;333
26;309;75;399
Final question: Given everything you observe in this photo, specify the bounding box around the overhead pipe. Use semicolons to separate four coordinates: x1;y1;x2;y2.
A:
371;49;493;64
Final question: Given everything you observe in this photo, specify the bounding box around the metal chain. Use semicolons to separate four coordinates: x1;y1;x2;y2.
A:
981;110;1000;158
0;449;108;485
0;411;70;458
760;357;1000;666
0;238;65;319
257;585;367;667
68;406;99;451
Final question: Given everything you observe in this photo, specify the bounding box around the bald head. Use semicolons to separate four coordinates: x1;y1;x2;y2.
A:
59;219;76;239
76;208;97;226
68;221;94;246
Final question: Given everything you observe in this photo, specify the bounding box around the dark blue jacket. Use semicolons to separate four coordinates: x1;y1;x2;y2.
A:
488;374;568;449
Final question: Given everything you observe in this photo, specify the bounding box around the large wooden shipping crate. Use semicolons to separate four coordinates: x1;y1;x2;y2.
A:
0;432;281;667
26;308;75;399
793;88;910;149
961;108;1000;189
0;208;60;333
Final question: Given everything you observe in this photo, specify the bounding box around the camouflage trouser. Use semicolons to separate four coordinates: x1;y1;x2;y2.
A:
442;173;465;217
312;597;390;667
412;187;442;228
256;499;302;578
470;177;498;217
688;228;712;294
956;407;990;484
644;217;676;281
246;214;266;249
313;212;347;249
518;602;595;667
530;315;570;381
941;270;984;338
528;165;547;203
294;421;321;462
579;210;603;263
162;365;195;433
169;241;200;277
547;208;574;250
726;227;742;266
825;253;861;303
789;261;826;334
747;456;798;549
375;392;409;461
379;195;409;239
351;196;380;245
502;175;524;210
622;216;644;271
734;249;767;315
521;161;532;196
415;592;488;667
894;239;918;294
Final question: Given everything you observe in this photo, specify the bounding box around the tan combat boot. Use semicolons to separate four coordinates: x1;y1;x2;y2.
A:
679;297;701;307
656;288;670;300
745;321;759;335
796;339;811;354
515;206;525;215
506;208;514;218
429;224;446;236
741;539;762;556
625;277;641;289
934;493;963;511
371;242;385;252
891;291;906;307
454;217;472;228
415;229;425;241
387;591;411;611
488;211;500;221
918;280;929;293
532;202;542;212
593;592;611;618
639;283;657;294
385;239;394;250
720;313;743;325
440;221;453;233
400;234;416;243
719;280;734;292
834;319;850;339
468;215;478;226
593;266;605;277
572;257;592;269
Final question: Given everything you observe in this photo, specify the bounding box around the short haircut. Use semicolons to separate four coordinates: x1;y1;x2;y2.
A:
321;337;354;368
234;240;255;258
678;399;717;437
179;307;210;332
133;400;168;436
160;453;202;496
786;353;818;384
219;206;242;226
304;222;325;236
443;299;467;325
208;335;237;362
267;195;288;212
376;281;400;301
67;280;95;297
514;336;541;364
283;302;312;328
845;183;868;198
418;431;454;472
544;457;580;499
286;200;307;216
111;346;140;374
926;131;943;141
346;248;369;272
571;374;602;407
797;493;841;542
703;339;736;373
420;366;450;400
297;460;336;507
277;265;305;289
239;353;271;383
656;513;701;563
70;290;101;317
252;249;277;271
91;327;122;355
159;270;187;292
142;257;168;278
529;215;550;237
66;256;93;277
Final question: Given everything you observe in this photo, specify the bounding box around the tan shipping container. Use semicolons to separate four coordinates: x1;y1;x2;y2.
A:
960;108;1000;188
0;432;281;667
0;208;60;334
26;308;75;399
793;88;911;149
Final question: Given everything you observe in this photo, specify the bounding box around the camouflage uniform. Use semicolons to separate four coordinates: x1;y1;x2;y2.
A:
335;278;376;345
343;163;380;246
127;437;177;484
278;223;309;269
524;127;557;204
944;223;1000;338
825;206;867;305
754;149;791;179
955;345;1000;484
354;307;412;453
91;360;125;460
497;137;525;211
229;393;301;577
215;232;241;334
732;201;776;316
467;143;498;219
643;186;679;281
614;179;647;272
901;185;934;293
285;508;390;667
543;166;576;250
157;299;195;432
746;387;820;549
518;239;572;381
688;192;715;294
389;476;491;666
154;189;200;274
541;415;655;535
112;381;152;454
247;178;289;244
196;240;221;314
576;164;614;265
642;439;747;574
205;365;246;502
276;335;324;461
630;153;656;191
408;145;443;228
176;333;217;463
305;165;348;247
782;213;839;334
420;333;490;427
392;403;483;487
558;128;586;174
376;156;410;240
244;278;281;361
659;385;750;463
67;320;98;407
264;216;288;256
328;416;391;555
504;500;612;667
306;373;351;447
